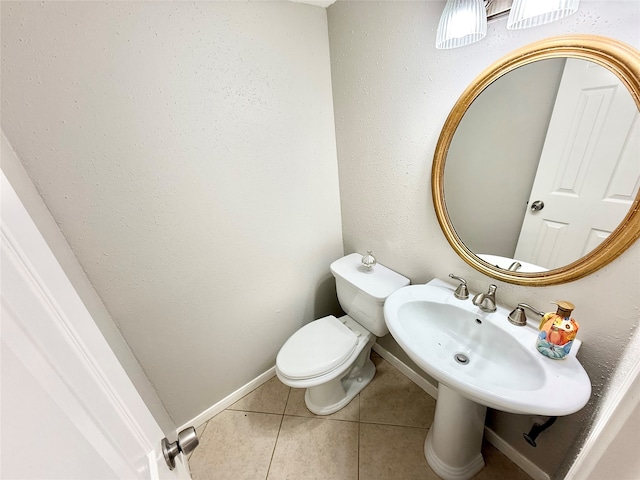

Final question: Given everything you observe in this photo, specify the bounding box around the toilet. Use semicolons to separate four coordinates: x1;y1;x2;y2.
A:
276;253;409;415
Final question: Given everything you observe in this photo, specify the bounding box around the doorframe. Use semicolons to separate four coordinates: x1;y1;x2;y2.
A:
1;170;190;478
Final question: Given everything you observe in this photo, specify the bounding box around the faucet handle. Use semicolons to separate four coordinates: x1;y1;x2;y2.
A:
448;274;469;300
508;303;545;327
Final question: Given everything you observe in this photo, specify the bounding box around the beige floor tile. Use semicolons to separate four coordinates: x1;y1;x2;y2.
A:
228;376;291;415
188;355;530;480
195;422;208;439
284;387;360;422
359;423;438;480
359;357;436;428
188;422;209;460
472;442;532;480
189;410;282;480
267;416;358;480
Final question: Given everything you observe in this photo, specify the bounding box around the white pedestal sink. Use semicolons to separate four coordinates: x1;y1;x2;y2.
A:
384;279;591;480
425;383;487;479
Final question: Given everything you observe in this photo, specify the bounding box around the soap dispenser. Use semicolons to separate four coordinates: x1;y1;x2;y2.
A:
536;301;579;360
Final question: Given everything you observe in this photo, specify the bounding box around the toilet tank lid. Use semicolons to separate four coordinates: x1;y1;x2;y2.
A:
330;253;410;301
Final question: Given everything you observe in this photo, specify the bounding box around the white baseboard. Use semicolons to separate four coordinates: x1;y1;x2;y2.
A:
372;342;550;480
484;427;550;480
372;343;439;399
178;366;276;431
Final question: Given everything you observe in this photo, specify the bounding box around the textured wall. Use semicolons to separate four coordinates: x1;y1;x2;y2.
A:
327;1;640;478
1;1;343;425
2;132;176;436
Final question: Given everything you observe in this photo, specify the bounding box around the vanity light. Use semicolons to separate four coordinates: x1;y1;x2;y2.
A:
436;0;487;50
436;0;580;49
507;0;580;30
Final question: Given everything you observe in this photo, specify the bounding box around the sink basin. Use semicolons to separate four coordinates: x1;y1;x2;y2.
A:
398;301;545;393
384;279;591;415
478;254;548;273
384;278;591;480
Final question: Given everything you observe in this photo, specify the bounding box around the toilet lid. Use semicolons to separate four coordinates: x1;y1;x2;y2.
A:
277;316;358;380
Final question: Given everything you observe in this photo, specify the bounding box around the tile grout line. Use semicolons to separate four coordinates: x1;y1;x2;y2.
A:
357;393;361;480
267;412;361;423
227;407;292;416
188;420;209;462
264;387;292;480
358;419;431;430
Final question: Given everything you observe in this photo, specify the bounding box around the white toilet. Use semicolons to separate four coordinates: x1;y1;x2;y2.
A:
276;253;409;415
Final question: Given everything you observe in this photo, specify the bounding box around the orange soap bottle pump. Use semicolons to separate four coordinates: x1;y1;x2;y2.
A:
536;301;579;360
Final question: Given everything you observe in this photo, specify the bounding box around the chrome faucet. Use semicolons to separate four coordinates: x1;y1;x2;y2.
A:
507;261;522;272
448;274;469;300
508;303;545;327
472;284;497;312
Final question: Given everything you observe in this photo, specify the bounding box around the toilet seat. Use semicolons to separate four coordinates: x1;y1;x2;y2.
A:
276;316;358;380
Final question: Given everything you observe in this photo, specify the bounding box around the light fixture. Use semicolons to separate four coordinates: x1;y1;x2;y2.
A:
507;0;580;29
436;0;580;49
436;0;487;50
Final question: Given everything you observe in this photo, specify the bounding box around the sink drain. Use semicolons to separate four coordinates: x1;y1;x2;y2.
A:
454;353;470;365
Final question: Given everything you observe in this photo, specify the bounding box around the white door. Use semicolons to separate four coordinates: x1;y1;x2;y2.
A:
514;58;640;269
0;171;191;480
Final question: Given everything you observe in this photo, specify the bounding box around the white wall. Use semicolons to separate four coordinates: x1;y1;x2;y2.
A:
327;1;640;478
1;1;343;426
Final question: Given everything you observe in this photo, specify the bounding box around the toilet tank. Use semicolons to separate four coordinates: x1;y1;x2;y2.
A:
330;253;410;337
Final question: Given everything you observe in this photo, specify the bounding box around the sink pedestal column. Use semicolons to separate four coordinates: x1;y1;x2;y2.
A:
425;384;487;480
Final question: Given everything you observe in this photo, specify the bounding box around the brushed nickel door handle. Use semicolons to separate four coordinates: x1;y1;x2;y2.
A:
530;200;545;211
162;426;199;470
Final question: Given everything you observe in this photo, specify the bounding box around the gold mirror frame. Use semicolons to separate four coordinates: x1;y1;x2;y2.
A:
432;35;640;286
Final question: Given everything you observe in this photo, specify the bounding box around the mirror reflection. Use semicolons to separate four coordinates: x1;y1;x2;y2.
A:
444;58;640;273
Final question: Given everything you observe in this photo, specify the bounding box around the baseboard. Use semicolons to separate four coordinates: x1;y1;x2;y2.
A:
484;427;550;480
178;366;276;431
372;342;550;480
372;342;439;399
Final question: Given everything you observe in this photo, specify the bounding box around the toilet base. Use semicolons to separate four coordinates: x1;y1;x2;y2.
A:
304;339;376;415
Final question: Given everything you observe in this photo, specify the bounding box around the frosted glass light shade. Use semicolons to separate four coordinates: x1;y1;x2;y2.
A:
507;0;580;30
436;0;487;50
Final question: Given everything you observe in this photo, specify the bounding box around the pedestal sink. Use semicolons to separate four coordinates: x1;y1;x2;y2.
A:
383;279;591;480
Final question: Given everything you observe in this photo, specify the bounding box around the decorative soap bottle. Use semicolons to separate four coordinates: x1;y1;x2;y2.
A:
536;301;579;360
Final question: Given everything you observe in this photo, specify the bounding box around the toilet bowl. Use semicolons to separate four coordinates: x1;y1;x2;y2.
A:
276;314;376;415
275;253;409;415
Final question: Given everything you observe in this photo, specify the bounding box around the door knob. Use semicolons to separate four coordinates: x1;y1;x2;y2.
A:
530;200;545;211
162;426;199;470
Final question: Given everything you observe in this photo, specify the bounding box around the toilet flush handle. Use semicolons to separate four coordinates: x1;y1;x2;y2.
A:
362;251;377;270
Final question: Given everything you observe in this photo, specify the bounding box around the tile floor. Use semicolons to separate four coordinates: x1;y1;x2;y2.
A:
188;353;532;480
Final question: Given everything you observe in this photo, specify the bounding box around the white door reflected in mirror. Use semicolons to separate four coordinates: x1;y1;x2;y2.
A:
445;57;639;271
514;59;640;269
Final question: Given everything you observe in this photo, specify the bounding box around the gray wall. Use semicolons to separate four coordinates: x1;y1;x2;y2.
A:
446;58;565;258
327;1;640;479
3;1;640;478
1;1;343;426
1;132;176;436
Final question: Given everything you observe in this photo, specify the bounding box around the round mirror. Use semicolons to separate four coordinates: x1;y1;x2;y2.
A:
432;35;640;286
